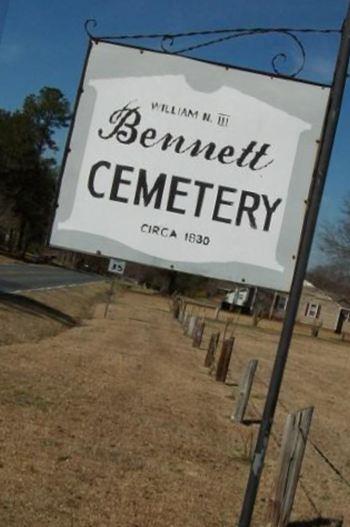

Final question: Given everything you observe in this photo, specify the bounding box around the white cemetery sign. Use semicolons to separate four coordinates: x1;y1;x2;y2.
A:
50;41;330;291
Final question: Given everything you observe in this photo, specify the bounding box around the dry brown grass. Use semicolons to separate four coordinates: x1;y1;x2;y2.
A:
0;254;19;264
0;290;349;526
0;282;109;346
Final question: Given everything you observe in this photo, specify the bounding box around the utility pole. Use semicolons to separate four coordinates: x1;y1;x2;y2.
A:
237;4;350;526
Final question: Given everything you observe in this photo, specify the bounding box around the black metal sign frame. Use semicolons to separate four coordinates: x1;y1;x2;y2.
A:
85;18;339;87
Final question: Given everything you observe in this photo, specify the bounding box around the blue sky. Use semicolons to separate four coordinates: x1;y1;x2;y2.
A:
0;0;349;267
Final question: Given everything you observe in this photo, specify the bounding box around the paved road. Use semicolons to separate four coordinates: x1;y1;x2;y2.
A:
0;263;104;293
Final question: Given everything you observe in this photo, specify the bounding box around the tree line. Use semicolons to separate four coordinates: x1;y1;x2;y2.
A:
308;196;350;299
0;86;71;254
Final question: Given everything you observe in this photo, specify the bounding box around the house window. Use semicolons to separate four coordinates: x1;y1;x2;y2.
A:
305;303;321;318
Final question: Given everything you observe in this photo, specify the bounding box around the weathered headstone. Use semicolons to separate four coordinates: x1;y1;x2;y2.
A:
193;320;205;347
187;315;197;337
232;359;258;423
204;332;220;367
266;407;314;527
216;337;235;382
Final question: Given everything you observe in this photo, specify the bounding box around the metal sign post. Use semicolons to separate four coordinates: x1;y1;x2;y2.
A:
104;277;116;319
237;5;350;526
104;259;126;318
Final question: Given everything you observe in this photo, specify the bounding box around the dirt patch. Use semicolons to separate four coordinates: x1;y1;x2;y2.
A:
0;291;349;526
0;281;109;346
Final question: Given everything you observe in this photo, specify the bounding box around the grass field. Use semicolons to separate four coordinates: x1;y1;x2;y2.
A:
0;288;349;526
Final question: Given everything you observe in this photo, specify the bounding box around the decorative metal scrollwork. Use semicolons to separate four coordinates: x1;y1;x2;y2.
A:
84;19;339;79
160;35;175;53
85;19;97;39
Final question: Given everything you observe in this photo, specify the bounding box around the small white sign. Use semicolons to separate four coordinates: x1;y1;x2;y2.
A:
108;258;126;275
50;41;330;291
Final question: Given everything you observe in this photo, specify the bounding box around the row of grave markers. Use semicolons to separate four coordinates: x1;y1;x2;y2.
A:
171;296;343;527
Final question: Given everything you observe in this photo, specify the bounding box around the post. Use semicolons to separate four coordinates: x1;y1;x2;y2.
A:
269;292;278;320
311;319;322;337
180;300;187;323
193;319;205;347
223;319;230;342
104;277;115;318
216;337;235;382
238;8;350;526
187;315;197;337
183;311;190;333
172;297;180;319
232;360;258;423
266;407;314;527
204;332;220;367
